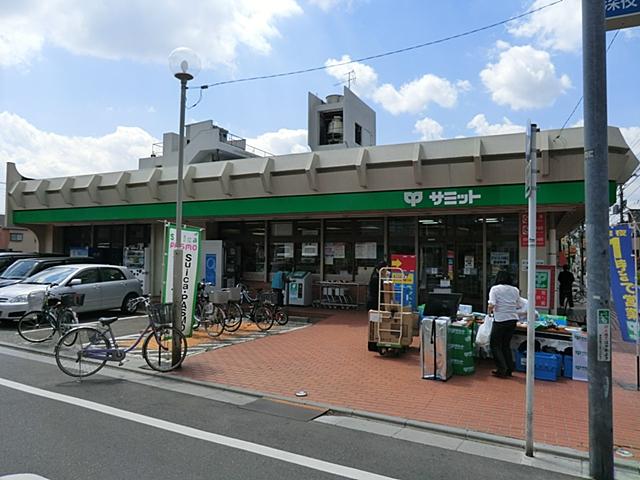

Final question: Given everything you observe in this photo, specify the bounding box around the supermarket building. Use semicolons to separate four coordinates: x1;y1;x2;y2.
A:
4;88;638;311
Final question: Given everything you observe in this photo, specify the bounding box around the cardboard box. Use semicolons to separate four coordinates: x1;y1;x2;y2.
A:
368;311;413;346
394;311;419;336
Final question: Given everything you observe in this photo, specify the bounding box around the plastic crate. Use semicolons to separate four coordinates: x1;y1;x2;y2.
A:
515;350;527;372
534;352;560;381
563;354;573;379
515;351;561;381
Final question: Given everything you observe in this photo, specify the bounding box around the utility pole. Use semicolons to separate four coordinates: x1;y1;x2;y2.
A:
619;185;625;223
582;1;614;479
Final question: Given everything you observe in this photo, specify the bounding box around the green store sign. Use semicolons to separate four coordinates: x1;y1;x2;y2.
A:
12;181;614;224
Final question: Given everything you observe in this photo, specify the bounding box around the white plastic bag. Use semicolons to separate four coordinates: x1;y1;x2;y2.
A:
475;314;494;347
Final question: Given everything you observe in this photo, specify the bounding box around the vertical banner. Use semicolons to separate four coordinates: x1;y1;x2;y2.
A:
162;223;201;337
520;213;546;247
205;253;217;286
391;254;417;308
533;265;555;310
608;225;639;342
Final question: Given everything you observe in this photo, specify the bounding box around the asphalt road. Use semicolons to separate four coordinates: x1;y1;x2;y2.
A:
0;348;583;480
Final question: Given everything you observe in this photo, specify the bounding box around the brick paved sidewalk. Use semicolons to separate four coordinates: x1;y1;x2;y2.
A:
175;310;640;459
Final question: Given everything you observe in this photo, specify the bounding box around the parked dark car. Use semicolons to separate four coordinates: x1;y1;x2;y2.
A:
0;252;62;275
0;257;96;288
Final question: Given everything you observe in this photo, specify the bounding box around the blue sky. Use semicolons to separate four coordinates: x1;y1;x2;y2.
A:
1;0;639;213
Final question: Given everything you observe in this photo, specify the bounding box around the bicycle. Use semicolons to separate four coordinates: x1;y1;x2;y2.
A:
54;297;187;378
259;290;289;326
193;280;227;337
235;284;274;331
211;287;244;333
17;287;83;343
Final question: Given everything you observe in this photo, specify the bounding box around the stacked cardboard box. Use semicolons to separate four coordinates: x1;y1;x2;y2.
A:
368;310;416;347
447;324;475;375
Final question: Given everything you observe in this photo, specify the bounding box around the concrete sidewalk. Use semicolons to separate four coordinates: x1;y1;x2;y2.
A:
174;309;640;464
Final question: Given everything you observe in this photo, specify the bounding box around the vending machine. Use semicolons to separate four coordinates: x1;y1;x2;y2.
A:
123;245;151;294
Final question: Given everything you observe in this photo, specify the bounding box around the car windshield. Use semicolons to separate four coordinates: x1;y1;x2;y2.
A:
0;259;38;279
23;266;76;285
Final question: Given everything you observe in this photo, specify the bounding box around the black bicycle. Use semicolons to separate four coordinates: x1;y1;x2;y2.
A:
18;287;83;343
236;284;274;331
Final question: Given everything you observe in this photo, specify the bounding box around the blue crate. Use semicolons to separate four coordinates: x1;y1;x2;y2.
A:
563;354;573;379
515;350;527;372
515;351;560;381
534;352;560;381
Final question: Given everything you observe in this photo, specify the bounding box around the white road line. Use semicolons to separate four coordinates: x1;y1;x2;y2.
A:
0;377;400;480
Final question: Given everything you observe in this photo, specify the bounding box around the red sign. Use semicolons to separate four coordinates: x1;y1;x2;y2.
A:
520;213;546;247
391;254;416;272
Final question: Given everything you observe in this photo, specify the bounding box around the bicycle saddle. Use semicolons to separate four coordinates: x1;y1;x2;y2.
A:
99;317;119;326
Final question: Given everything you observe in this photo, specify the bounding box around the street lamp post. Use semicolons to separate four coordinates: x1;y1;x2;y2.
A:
168;47;201;366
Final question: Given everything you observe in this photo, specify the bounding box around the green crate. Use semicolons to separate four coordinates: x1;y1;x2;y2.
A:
453;364;476;375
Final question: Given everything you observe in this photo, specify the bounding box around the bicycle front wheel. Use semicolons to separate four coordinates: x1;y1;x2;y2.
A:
18;311;56;343
224;302;243;332
142;326;187;372
204;306;225;338
55;327;110;378
254;306;274;331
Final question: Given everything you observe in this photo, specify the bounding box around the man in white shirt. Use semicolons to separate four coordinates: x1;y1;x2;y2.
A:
487;270;524;378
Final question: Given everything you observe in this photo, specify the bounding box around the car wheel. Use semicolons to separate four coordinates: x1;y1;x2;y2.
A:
122;293;139;314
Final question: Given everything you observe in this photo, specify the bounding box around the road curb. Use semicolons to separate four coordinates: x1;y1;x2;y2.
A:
1;339;638;474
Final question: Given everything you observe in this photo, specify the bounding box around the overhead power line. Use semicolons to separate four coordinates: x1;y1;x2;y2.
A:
554;29;620;139
190;0;565;91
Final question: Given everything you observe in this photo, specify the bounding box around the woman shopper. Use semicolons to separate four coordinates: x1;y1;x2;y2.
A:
487;270;524;378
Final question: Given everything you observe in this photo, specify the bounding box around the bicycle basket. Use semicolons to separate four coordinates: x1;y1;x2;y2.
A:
60;293;85;307
225;287;241;303
148;302;174;327
259;291;277;304
209;290;229;304
27;290;46;310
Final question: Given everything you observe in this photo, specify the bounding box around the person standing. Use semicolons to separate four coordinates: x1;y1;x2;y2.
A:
487;270;523;378
271;268;287;307
558;264;575;308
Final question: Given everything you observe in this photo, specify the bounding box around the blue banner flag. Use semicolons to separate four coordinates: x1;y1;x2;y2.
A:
608;225;639;342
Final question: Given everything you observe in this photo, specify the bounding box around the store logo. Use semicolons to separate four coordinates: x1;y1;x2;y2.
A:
404;191;423;207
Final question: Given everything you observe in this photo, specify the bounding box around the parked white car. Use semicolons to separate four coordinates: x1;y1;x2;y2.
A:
0;264;143;321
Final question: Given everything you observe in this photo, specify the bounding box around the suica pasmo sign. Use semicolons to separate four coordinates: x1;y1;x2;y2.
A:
162;223;201;337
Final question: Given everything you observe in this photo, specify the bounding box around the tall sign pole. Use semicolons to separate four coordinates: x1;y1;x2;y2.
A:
583;1;614;478
524;121;538;457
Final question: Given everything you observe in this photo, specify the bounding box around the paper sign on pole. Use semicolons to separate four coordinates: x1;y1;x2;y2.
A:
162;223;201;337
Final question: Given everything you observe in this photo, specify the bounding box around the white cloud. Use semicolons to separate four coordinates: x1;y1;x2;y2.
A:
508;0;582;53
246;128;309;155
480;44;571;110
308;0;361;11
0;1;302;68
324;55;379;97
414;117;444;141
466;114;525;136
324;54;469;115
373;74;462;115
0;111;157;183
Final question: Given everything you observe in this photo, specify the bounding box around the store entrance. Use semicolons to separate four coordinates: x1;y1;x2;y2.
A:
418;215;485;311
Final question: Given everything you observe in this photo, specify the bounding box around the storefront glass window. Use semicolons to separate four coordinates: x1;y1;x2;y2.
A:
269;220;320;275
219;221;266;278
485;215;519;289
324;219;354;278
389;217;415;256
